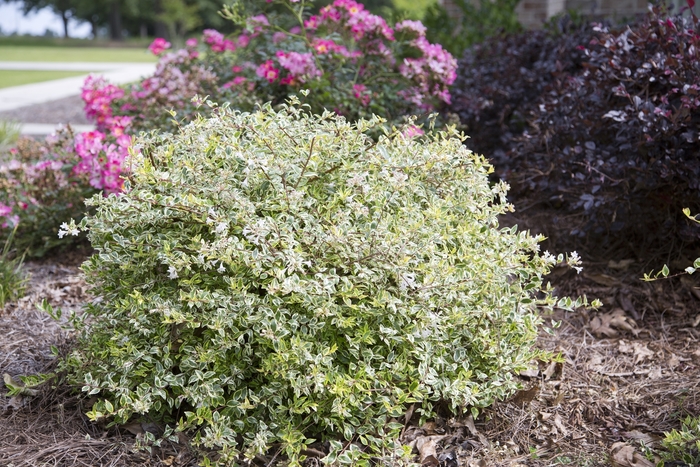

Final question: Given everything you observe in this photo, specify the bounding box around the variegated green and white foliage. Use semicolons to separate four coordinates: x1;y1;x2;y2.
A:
62;98;587;466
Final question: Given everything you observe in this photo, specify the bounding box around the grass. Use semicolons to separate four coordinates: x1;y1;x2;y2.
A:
0;46;155;63
0;226;27;308
0;35;152;49
0;70;89;89
0;120;21;152
393;0;436;18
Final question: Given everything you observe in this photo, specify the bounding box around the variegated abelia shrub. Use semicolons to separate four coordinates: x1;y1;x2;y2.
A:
64;100;582;466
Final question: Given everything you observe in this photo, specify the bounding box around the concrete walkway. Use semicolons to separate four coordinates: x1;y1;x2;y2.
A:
0;61;156;134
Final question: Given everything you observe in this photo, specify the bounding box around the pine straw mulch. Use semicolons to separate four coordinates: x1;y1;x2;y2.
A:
1;247;699;467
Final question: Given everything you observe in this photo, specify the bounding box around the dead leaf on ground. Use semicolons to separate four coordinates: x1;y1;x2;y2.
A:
420;420;444;435
463;414;490;447
415;435;446;464
509;384;540;406
667;353;680;369
590;309;639;337
618;292;639;320
543;360;563;380
587;353;606;373
693;314;700;327
621;430;659;445
584;272;622;286
618;340;654;364
610;442;654;467
552;413;569;437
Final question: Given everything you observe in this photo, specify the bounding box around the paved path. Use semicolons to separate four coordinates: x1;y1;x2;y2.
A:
0;61;156;134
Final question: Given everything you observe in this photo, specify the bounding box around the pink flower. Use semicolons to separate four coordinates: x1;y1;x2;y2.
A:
352;83;371;106
313;39;337;54
399;37;456;105
276;51;321;83
395;20;427;37
248;14;269;36
256;60;280;83
2;214;19;228
402;125;424;138
272;31;287;43
320;5;342;22
304;15;319;29
223;76;248;89
280;76;297;86
335;0;364;14
73;130;129;193
347;10;394;41
186;37;198;48
148;37;171;55
237;34;251;48
0;203;12;218
232;65;243;73
203;29;235;52
81;75;125;130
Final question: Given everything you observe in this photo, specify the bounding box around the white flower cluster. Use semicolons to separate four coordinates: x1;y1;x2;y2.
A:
58;221;80;238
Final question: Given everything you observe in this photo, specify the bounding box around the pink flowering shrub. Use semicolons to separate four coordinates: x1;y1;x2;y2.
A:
89;0;456;134
1;1;456;256
148;37;171;56
206;0;457;123
0;131;96;255
86;46;220;134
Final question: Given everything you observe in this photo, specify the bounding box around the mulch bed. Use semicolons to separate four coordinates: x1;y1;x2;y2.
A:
0;95;90;126
1;245;699;466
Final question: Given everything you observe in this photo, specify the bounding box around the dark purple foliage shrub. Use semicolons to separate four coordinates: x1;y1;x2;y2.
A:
449;23;592;167
450;5;700;257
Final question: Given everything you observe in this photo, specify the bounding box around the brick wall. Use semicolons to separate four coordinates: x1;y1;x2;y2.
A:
565;0;647;19
440;0;700;29
515;0;565;28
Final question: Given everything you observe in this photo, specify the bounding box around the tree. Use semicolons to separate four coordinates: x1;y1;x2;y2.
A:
3;0;77;38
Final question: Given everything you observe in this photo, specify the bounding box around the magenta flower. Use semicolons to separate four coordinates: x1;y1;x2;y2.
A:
352;84;371;106
304;15;319;29
402;125;424;138
0;203;12;218
248;14;270;36
148;38;171;55
256;60;280;83
276;51;321;83
237;34;251;48
203;29;235;52
313;39;337;54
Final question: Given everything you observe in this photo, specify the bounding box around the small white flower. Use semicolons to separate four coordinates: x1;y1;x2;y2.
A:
58;222;80;238
168;266;178;279
567;251;583;274
215;222;228;235
217;262;226;273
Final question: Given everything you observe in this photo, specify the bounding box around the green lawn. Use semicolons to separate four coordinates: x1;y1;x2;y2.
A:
0;70;89;89
393;0;436;18
0;46;156;63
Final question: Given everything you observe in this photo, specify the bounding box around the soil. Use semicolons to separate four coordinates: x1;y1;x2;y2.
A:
0;95;90;125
